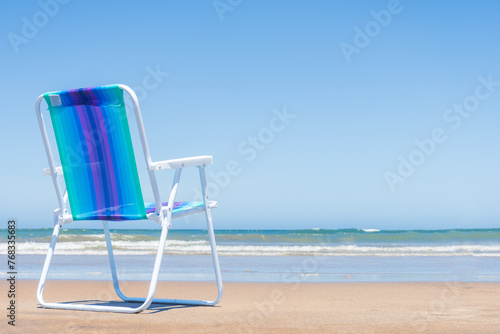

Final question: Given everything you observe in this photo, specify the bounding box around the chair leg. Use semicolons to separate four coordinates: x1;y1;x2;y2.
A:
103;221;129;301
103;214;223;306
204;204;224;305
36;221;61;306
199;165;223;304
36;220;170;313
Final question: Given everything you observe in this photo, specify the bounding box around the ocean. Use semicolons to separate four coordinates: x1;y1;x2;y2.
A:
2;228;500;282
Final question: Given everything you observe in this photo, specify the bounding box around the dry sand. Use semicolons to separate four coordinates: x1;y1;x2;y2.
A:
2;280;500;333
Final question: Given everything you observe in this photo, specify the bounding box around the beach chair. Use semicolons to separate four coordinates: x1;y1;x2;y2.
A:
35;84;223;313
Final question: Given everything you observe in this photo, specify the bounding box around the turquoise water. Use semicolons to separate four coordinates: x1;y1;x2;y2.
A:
2;228;500;282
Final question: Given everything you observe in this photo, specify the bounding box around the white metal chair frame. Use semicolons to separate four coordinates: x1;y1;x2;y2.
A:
35;84;223;313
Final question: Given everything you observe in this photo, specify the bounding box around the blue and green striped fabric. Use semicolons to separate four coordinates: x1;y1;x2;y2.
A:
44;85;147;221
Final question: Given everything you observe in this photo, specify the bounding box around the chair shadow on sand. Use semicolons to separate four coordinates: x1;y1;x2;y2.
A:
37;299;219;314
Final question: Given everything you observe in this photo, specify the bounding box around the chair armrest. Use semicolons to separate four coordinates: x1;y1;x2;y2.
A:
44;166;63;176
149;155;213;171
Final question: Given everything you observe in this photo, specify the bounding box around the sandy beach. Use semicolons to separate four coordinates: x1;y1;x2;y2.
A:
3;280;500;333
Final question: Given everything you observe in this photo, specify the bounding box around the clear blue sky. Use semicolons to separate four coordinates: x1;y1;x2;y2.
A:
1;0;499;230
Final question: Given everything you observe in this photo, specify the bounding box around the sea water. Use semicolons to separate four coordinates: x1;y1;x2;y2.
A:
2;228;500;282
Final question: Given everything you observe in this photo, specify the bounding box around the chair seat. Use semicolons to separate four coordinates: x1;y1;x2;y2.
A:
144;201;217;219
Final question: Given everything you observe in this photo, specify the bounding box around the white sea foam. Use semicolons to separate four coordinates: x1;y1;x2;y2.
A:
2;240;500;257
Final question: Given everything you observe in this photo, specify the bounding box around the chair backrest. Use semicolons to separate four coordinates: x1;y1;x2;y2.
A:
43;85;147;221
